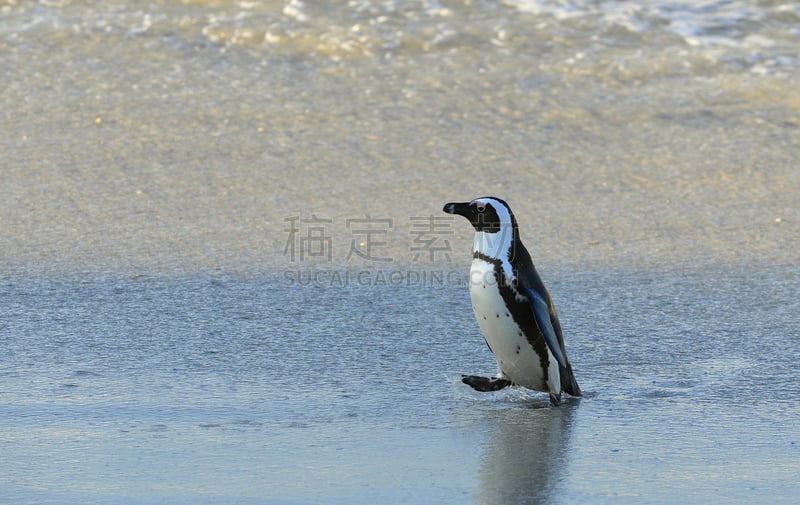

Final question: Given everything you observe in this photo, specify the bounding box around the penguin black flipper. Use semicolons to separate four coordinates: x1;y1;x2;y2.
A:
462;375;512;392
516;253;582;398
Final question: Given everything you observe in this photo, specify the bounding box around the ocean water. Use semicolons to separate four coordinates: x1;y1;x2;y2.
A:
1;264;798;504
5;0;799;71
1;0;799;503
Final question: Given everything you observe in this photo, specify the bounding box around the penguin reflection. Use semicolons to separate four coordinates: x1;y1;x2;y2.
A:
476;402;577;504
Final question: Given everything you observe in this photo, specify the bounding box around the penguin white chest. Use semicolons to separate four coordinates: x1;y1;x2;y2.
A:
468;258;548;390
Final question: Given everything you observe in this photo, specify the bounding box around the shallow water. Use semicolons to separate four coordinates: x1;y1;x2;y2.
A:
1;265;798;503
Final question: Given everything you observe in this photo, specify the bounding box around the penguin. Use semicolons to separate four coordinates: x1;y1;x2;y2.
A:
443;197;581;406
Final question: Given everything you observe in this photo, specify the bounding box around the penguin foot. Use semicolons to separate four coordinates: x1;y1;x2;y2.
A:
549;392;561;406
462;375;512;392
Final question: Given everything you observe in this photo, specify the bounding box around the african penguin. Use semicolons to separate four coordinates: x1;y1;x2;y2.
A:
443;197;581;406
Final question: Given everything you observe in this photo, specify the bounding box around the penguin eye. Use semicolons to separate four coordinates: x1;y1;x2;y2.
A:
475;202;486;212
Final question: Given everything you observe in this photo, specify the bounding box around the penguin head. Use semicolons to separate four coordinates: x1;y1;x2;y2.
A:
443;197;520;259
443;197;517;234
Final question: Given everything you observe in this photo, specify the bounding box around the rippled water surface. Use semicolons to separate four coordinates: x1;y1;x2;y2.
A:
1;266;798;503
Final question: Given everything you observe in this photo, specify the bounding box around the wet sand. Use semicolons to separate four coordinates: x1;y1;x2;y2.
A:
1;3;799;277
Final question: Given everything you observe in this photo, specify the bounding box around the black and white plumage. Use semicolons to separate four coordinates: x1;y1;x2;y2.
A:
443;197;581;406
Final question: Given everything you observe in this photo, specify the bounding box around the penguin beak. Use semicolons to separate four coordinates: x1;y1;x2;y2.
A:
443;201;472;217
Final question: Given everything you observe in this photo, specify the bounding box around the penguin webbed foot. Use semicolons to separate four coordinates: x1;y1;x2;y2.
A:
462;375;511;392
